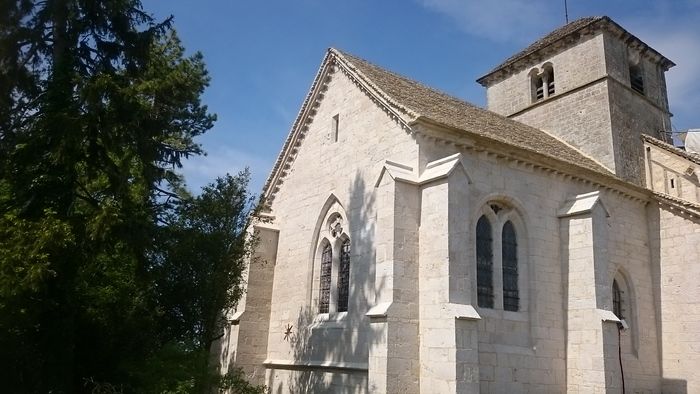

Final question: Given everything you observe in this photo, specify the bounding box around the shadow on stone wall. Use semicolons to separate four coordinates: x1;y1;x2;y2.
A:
269;172;385;392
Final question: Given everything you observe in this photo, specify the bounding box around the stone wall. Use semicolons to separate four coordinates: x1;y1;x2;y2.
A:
260;64;419;392
644;141;700;203
486;33;607;117
651;204;700;393
417;134;662;393
607;78;671;184
512;81;615;172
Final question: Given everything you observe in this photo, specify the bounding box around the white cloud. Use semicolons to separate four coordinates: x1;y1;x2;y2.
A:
179;146;272;195
417;0;557;42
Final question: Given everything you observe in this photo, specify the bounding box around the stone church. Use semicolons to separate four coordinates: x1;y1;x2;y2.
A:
218;16;700;393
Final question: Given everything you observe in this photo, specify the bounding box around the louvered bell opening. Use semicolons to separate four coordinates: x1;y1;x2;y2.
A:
630;65;645;95
547;81;555;96
536;85;545;100
631;75;644;94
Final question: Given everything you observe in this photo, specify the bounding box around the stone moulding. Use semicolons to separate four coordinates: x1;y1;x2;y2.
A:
557;191;610;218
447;303;481;321
374;153;471;188
365;301;392;319
597;309;621;323
229;310;244;325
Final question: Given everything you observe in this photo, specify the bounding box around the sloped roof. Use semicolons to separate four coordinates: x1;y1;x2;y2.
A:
642;134;700;166
333;48;613;176
477;16;674;85
481;16;603;79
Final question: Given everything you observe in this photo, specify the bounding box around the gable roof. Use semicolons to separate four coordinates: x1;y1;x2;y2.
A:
262;48;617;205
334;49;612;174
477;16;675;86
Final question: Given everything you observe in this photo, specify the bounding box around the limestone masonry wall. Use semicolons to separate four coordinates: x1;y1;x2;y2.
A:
414;134;663;393
486;33;607;117
644;142;700;203
262;66;419;392
653;205;700;393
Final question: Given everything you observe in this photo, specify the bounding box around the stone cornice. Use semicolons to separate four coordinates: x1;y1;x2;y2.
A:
410;118;651;205
653;191;700;219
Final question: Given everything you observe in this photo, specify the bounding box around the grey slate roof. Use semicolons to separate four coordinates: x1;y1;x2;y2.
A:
333;49;613;176
476;16;674;85
480;16;604;80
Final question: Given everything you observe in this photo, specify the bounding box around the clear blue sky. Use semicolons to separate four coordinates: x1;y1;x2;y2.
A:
143;0;700;195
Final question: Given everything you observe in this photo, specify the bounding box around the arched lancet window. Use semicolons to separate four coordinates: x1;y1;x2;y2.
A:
531;72;544;101
337;239;351;312
543;65;555;97
319;243;332;314
476;215;494;308
612;279;623;320
502;221;519;311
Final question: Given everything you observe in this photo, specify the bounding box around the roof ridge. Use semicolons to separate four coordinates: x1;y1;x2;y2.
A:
331;48;486;116
334;48;540;129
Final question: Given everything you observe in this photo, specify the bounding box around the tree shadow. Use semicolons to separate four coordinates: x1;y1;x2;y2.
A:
269;172;385;392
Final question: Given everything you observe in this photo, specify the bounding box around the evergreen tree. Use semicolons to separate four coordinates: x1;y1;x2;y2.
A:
0;1;231;392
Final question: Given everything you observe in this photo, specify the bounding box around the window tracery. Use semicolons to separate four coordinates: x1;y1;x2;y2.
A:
313;204;351;316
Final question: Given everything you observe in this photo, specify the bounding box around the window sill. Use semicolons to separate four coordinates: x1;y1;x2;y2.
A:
310;312;348;330
478;307;529;322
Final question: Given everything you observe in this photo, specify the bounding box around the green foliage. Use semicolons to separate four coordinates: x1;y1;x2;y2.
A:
218;368;268;394
0;1;258;392
155;172;254;346
151;171;258;392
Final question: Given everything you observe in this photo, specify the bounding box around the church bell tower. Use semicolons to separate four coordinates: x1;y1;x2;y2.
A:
477;16;675;184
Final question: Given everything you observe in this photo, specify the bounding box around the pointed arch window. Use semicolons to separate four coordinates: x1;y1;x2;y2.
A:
476;215;494;308
502;221;519;311
319;243;332;314
337;239;351;312
612;279;623;320
544;65;555;96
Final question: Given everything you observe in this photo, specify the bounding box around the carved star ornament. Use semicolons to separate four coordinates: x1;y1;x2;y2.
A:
283;323;293;341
